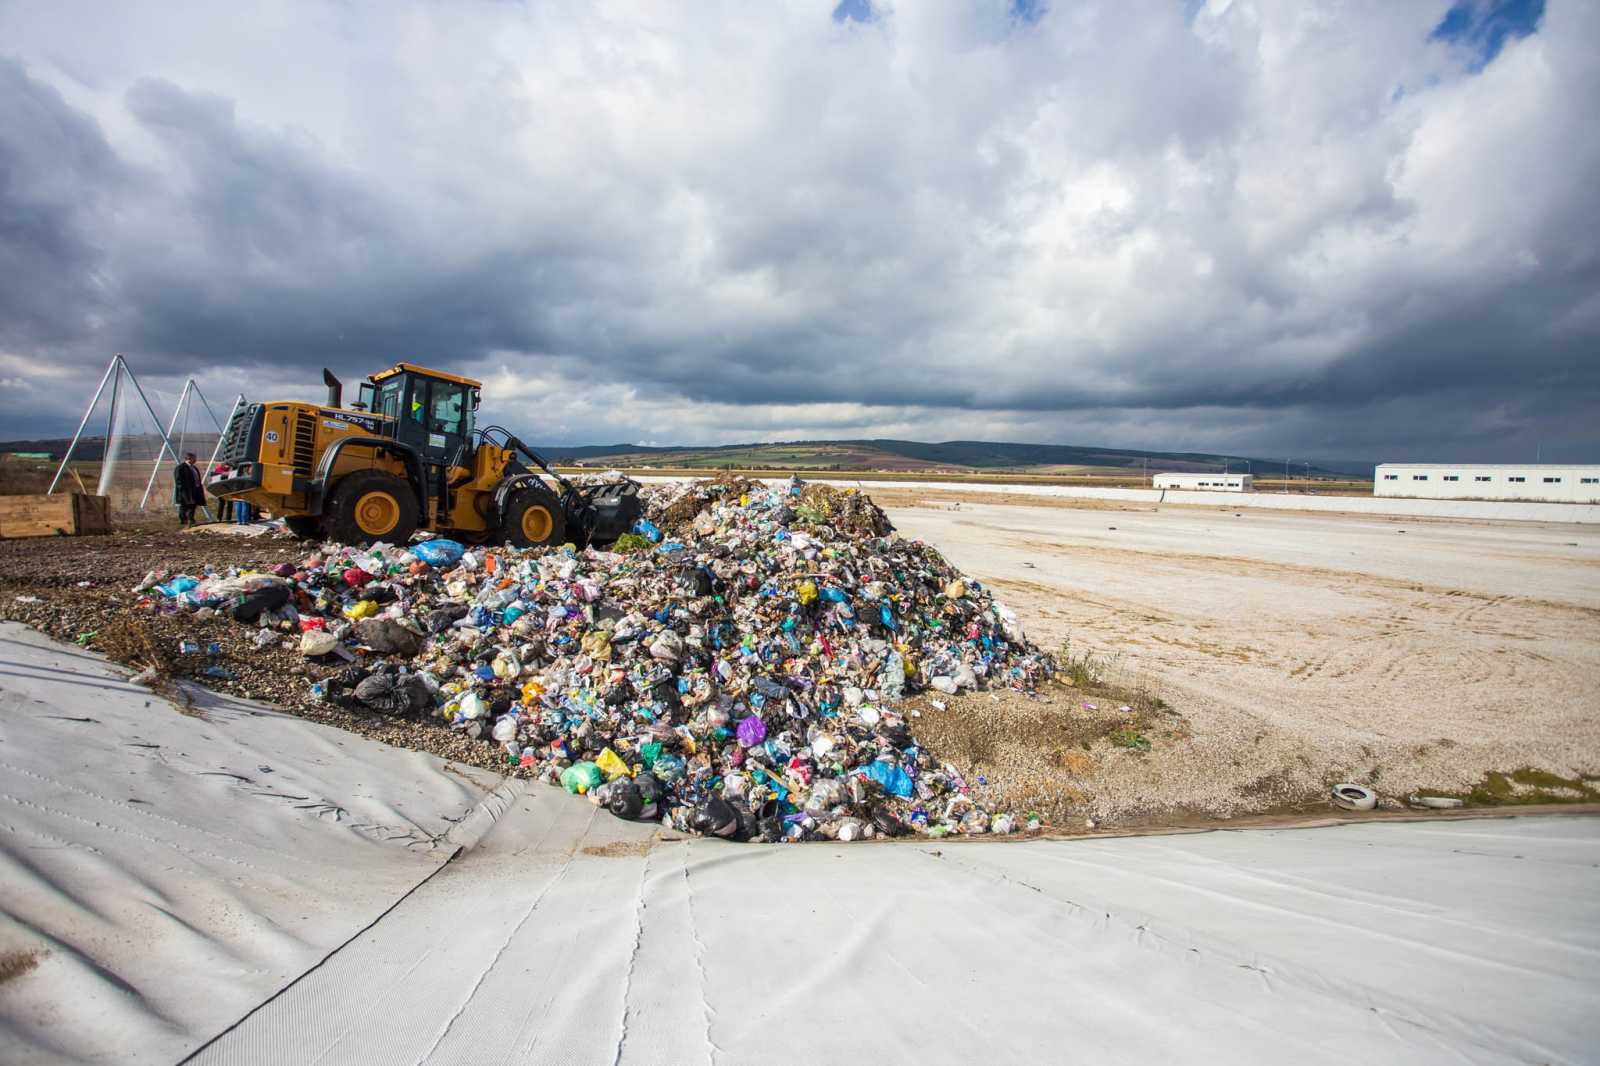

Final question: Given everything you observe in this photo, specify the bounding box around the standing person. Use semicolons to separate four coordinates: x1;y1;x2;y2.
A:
234;496;252;524
173;452;205;527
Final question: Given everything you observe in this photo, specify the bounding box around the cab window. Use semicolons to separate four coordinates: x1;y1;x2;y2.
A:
430;381;470;437
377;379;403;421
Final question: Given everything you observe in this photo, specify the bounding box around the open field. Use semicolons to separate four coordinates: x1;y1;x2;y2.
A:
878;487;1600;820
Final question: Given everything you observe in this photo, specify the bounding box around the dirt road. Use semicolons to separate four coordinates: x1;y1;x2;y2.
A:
880;489;1600;816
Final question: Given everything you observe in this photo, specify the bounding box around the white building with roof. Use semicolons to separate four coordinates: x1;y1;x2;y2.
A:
1152;472;1253;492
1374;464;1600;503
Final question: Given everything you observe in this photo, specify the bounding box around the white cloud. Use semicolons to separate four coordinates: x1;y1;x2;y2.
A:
0;0;1594;460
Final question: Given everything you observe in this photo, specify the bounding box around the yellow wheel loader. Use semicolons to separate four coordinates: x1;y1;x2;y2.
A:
206;363;641;547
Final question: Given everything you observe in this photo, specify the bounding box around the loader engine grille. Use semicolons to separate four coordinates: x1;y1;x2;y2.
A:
291;411;316;474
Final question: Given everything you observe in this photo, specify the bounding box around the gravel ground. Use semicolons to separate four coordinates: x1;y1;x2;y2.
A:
0;522;521;775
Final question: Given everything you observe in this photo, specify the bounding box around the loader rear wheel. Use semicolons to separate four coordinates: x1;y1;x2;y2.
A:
325;471;419;546
284;515;323;540
504;485;566;549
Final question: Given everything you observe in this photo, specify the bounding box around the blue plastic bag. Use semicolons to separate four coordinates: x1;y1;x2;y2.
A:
412;539;465;566
859;759;914;798
157;576;198;597
632;518;663;543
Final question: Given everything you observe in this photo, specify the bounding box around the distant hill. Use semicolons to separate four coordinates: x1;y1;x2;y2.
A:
535;438;1368;479
0;437;104;461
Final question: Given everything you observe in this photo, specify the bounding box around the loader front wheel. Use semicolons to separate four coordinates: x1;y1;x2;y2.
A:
325;471;419;546
504;485;566;549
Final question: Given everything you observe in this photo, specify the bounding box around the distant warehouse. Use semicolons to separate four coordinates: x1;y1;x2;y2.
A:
1153;472;1253;492
1375;464;1600;503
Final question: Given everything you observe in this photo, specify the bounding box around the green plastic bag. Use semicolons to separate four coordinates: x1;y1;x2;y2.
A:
638;742;663;769
560;761;603;794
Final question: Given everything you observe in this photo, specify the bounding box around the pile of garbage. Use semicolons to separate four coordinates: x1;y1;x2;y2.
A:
133;478;1056;842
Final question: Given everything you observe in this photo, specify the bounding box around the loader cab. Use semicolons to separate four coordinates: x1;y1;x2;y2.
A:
366;363;481;466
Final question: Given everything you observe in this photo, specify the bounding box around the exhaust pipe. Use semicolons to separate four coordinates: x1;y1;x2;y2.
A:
322;368;342;409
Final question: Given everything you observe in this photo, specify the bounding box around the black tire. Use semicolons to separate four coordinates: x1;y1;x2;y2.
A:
324;470;420;546
284;515;323;540
503;484;566;548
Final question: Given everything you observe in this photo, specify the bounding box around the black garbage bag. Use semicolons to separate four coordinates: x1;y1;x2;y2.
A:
320;663;369;708
635;775;663;821
607;780;644;820
753;798;785;843
353;618;423;656
871;806;907;838
423;604;469;634
731;799;760;842
353;671;431;716
233;584;290;623
689;796;739;838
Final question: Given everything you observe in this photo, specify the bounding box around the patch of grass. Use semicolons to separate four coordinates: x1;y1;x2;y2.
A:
1108;727;1151;753
1057;638;1109;689
1427;768;1599;806
611;532;651;553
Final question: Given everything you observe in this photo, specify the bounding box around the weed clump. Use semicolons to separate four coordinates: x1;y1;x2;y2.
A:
1057;638;1108;689
1108;728;1151;753
611;533;651;553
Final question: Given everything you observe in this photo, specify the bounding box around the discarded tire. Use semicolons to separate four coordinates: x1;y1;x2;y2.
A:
1331;783;1377;811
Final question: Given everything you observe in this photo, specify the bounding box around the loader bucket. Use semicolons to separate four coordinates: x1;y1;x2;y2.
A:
564;478;643;548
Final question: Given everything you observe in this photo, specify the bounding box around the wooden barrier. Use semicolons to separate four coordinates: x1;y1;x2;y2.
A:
0;494;112;538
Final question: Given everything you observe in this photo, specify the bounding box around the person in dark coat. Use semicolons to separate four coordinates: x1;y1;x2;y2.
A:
173;452;206;527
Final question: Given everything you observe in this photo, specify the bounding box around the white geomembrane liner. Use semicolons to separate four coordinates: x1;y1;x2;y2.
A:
2;622;1596;1065
0;623;501;1065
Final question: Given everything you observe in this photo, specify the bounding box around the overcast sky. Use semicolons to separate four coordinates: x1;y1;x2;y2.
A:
1;0;1594;462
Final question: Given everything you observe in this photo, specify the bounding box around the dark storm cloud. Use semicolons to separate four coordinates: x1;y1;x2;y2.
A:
0;0;1594;462
0;59;120;350
115;79;559;382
